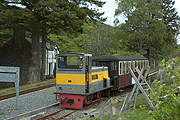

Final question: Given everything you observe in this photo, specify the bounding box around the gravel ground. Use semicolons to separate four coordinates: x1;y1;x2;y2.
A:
0;87;57;120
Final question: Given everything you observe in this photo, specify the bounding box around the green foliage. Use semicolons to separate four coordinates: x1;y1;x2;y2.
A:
148;57;180;120
50;22;118;56
114;0;180;60
0;0;106;46
121;109;150;120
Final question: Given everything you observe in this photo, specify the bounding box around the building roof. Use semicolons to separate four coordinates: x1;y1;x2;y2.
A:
56;53;92;57
93;56;147;61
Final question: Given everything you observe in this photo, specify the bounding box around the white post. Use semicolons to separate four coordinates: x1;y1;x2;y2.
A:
15;68;20;110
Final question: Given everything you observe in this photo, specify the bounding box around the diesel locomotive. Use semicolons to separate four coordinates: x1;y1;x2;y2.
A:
55;53;148;109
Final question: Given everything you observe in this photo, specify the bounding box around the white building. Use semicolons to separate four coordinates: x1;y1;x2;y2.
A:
45;43;59;78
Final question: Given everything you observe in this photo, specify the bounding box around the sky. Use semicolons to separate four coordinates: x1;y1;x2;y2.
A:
101;0;180;44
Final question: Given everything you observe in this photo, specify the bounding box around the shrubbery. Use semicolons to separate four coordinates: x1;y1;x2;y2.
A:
147;57;180;120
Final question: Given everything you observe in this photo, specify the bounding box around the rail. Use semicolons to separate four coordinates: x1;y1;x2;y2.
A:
0;83;55;101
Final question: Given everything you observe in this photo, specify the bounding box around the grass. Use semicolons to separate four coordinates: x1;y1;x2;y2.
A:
88;94;152;120
119;94;152;120
120;109;150;120
0;79;55;96
89;114;118;120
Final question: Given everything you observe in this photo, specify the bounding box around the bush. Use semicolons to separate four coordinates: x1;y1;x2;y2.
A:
147;57;180;120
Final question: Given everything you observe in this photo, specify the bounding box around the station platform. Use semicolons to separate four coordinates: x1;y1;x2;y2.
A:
0;87;57;120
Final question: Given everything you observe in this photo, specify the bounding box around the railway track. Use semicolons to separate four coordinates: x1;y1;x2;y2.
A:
36;109;77;120
0;83;55;101
34;98;109;120
3;71;159;120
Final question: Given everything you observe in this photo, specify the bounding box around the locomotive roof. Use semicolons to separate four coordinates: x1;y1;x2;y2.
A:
93;56;147;61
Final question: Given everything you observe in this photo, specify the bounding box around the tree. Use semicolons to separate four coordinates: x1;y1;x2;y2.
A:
114;0;167;60
50;22;117;56
0;0;105;83
162;0;180;46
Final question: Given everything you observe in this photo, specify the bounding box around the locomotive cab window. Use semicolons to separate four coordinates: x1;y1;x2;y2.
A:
57;56;84;70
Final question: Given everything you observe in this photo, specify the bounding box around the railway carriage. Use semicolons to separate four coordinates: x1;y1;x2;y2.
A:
92;56;149;89
55;53;111;109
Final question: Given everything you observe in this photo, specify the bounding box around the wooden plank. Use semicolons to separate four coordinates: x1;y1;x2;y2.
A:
0;73;17;82
0;66;19;73
136;68;153;93
129;67;155;110
125;67;144;110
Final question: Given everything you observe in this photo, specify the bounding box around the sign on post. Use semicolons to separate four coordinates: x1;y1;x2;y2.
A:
0;66;20;109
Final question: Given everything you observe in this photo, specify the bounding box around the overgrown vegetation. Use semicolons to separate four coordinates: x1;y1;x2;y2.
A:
148;57;180;120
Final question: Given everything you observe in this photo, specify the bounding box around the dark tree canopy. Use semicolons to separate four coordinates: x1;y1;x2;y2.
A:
0;0;106;83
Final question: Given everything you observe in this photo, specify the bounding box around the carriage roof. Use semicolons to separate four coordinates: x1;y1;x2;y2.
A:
93;56;147;62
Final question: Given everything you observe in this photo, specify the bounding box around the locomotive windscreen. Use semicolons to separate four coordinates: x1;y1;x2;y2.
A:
57;55;83;70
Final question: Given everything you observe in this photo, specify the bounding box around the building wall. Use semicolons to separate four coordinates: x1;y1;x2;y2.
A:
45;49;58;77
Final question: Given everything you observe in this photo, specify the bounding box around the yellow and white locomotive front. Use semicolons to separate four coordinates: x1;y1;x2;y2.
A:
56;53;110;109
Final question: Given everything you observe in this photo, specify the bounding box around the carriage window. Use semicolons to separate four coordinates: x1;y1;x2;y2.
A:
119;62;124;75
130;61;133;71
110;62;117;74
139;61;141;70
129;61;131;69
133;61;135;71
126;62;129;73
135;61;138;70
124;62;127;74
119;62;121;75
141;60;144;69
145;60;149;68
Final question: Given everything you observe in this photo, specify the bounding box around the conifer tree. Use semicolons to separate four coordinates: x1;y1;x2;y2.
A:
162;0;180;45
0;0;105;83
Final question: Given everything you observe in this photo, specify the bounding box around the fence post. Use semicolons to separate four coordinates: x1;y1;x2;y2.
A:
15;67;20;109
15;68;20;109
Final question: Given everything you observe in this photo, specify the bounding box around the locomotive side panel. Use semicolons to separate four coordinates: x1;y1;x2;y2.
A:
89;68;110;93
56;73;86;94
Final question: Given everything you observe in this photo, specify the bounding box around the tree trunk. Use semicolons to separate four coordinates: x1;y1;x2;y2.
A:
29;24;41;84
13;24;25;48
41;32;47;80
